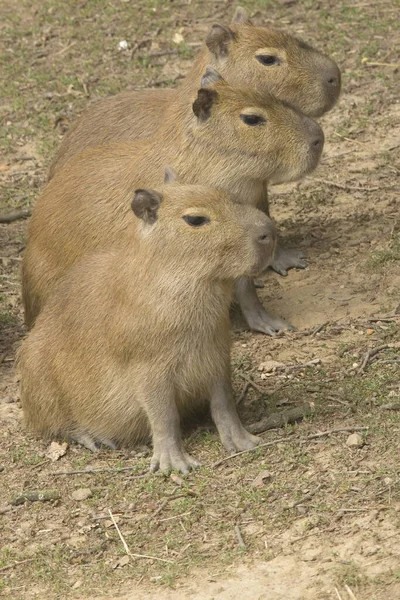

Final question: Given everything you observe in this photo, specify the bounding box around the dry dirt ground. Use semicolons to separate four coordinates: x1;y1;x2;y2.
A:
0;0;399;599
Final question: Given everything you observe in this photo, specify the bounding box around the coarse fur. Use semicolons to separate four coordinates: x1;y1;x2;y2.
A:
19;184;276;472
48;7;340;178
22;73;324;328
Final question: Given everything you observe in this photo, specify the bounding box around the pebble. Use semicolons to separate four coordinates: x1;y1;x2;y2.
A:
71;488;92;501
346;433;364;448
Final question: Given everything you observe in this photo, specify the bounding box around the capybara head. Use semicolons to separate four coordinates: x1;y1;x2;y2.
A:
205;7;341;117
191;67;324;185
131;178;277;279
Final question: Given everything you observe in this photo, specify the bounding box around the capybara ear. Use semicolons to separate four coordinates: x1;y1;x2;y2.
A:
201;65;223;88
192;88;219;121
164;166;179;184
206;24;236;58
131;189;163;224
231;7;250;24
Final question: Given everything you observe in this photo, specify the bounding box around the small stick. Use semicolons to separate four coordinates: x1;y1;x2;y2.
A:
344;584;359;600
285;358;321;370
335;588;344;600
362;60;400;68
309;177;393;192
375;359;400;365
284;483;322;510
247;403;312;435
305;426;368;440
234;525;246;548
212;437;289;468
212;427;369;467
367;315;400;321
380;403;400;411
0;558;36;573
108;510;174;564
0;209;32;223
333;132;366;146
358;344;388;373
150;493;188;518
311;323;328;336
158;510;192;523
51;466;147;476
236;382;250;405
240;374;271;395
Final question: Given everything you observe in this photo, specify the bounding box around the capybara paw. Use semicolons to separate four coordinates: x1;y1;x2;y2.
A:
270;246;307;277
150;444;200;474
246;308;295;336
219;426;260;454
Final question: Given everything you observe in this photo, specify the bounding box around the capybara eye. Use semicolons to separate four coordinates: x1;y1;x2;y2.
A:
182;215;210;227
240;114;266;126
256;54;279;66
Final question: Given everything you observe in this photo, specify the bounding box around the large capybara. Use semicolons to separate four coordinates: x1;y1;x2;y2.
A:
19;182;277;473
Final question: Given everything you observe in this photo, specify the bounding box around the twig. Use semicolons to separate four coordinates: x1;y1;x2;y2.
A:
335;588;344;600
375;359;400;365
285;358;321;370
344;584;359;600
236;382;250;405
309;177;393;192
239;374;271;395
148;49;178;58
51;466;147;477
367;314;400;322
212;437;289;468
247;403;312;435
0;558;36;573
285;484;322;510
234;525;246;548
108;509;174;564
380;403;400;411
158;510;192;523
358;344;388;373
305;426;368;440
311;322;328;336
150;493;188;518
362;60;400;68
212;428;369;468
0;209;32;223
332;132;366;146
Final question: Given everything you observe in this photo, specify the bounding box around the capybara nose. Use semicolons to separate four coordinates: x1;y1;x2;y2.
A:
256;219;276;245
305;117;325;150
326;64;341;88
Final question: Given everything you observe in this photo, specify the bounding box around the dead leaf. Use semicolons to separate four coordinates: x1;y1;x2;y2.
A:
45;441;68;461
113;555;130;569
170;473;185;486
0;164;9;172
251;470;273;488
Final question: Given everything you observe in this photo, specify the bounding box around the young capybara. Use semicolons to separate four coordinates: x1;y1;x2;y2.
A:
48;7;340;179
19;183;277;473
22;69;324;335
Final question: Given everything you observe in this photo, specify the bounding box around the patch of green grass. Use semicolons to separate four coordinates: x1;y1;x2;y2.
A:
367;235;400;269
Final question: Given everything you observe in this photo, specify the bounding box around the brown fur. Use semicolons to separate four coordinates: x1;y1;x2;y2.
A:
19;184;276;472
22;74;324;327
48;8;340;179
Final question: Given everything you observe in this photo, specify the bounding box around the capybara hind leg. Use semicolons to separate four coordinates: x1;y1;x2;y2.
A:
210;377;260;453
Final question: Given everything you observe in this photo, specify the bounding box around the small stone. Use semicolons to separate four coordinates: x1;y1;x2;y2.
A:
258;360;285;373
118;40;129;50
71;488;92;501
172;32;184;44
346;433;364;448
45;441;68;461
